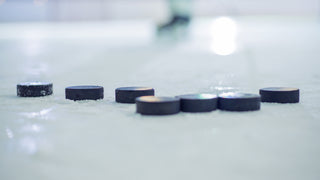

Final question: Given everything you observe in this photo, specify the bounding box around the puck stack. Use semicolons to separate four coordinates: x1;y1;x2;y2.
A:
136;96;180;115
65;85;104;101
177;94;218;112
259;87;299;103
115;87;154;103
218;92;261;111
17;82;53;97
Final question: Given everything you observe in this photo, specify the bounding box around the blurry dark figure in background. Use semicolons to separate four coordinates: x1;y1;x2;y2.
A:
157;0;192;36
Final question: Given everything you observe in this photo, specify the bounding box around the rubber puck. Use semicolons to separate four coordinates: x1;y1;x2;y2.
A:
136;96;180;115
177;94;218;112
65;85;103;101
259;87;299;103
218;92;261;111
115;87;154;103
17;82;53;97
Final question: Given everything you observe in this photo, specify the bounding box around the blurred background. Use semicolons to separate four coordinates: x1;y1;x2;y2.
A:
0;0;319;22
1;0;319;56
1;1;320;180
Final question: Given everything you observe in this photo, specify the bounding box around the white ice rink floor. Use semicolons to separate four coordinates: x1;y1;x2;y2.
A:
1;16;320;180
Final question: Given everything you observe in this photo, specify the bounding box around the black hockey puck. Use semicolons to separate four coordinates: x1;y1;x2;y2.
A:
17;82;53;97
177;94;218;112
65;85;104;101
136;96;180;115
115;87;154;103
259;87;299;103
218;93;261;111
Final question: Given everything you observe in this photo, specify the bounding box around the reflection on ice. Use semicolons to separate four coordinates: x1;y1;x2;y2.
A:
6;128;14;139
22;108;52;119
213;86;235;91
20;137;38;155
31;124;41;132
21;124;42;133
210;17;237;56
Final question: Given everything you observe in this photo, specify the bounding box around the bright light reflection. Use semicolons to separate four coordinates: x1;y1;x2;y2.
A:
198;94;216;99
22;108;52;119
210;17;237;56
213;86;235;91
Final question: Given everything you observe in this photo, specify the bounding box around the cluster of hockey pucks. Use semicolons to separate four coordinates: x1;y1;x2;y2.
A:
17;82;300;115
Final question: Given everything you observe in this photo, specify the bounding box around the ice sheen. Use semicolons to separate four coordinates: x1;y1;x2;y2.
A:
1;17;320;180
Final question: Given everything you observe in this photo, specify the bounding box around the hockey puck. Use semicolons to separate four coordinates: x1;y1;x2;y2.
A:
17;82;53;97
136;96;180;115
177;94;218;112
65;85;104;101
115;87;154;103
218;92;261;111
259;87;299;103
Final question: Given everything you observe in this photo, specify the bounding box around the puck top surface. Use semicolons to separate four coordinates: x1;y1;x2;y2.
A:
66;85;103;90
178;93;218;100
116;87;154;91
260;87;299;92
219;92;260;99
18;82;52;86
136;96;179;103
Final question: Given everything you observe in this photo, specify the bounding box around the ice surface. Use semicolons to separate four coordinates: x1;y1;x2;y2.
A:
0;17;320;180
